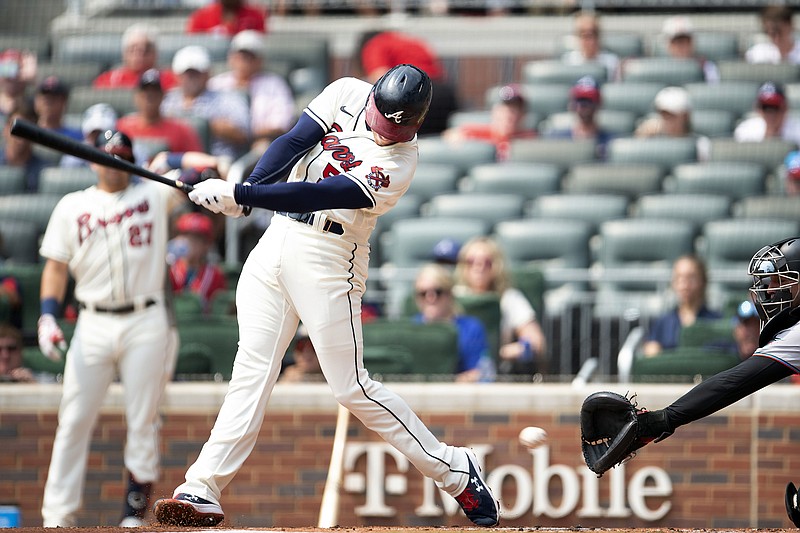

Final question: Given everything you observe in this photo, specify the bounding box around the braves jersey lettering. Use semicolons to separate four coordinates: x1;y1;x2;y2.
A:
76;200;151;244
321;133;362;173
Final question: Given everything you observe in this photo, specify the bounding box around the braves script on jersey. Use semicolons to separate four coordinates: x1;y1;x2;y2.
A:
294;77;417;244
40;180;171;305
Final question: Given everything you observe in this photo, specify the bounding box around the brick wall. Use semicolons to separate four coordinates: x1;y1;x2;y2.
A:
2;383;799;528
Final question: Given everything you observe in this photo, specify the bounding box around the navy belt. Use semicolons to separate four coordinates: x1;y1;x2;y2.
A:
277;211;344;235
79;299;157;314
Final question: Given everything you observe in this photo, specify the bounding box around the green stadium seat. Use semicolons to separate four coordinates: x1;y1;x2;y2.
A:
562;162;664;198
0;220;40;264
733;195;800;221
490;83;569;119
522;60;608;84
699;218;800;271
508;138;597;169
707;138;796;169
36;62;105;91
176;318;239;380
0;166;27;195
679;318;735;349
666;162;765;200
52;33;123;69
540;109;638;137
631;347;740;383
462;162;562;199
684;81;758;116
620;58;705;85
423;193;526;229
381;217;490;267
406;163;462;202
456;292;502;360
0;194;61;234
527;193;628;232
718;61;800;84
652;31;740;62
67;87;136;116
156;33;231;64
690;109;737;138
362;345;414;376
632;194;731;234
494;218;593;270
602;82;666;116
416;137;496;175
606;137;697;170
38;166;96;196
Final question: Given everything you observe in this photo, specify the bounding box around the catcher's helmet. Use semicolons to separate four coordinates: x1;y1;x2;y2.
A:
95;129;135;163
365;64;432;143
748;237;800;322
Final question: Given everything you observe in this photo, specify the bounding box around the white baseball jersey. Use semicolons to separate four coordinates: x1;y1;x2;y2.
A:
293;77;418;244
40;180;171;306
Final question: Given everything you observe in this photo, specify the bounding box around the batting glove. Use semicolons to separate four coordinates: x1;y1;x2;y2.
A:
38;314;67;362
188;179;244;218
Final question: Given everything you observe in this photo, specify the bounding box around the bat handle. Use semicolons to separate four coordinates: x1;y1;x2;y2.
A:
175;180;194;193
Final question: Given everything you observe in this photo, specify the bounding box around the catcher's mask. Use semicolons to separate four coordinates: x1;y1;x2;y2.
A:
748;237;800;322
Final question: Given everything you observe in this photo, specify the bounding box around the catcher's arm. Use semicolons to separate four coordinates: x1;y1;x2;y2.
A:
580;391;673;476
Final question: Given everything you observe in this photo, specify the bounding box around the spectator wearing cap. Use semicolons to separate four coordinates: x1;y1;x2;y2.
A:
161;45;251;160
544;75;613;160
745;4;800;65
1;105;48;191
60;103;119;168
635;85;711;160
731;300;760;361
432;238;461;267
735;81;800;146
208;30;295;151
34;76;81;142
169;212;227;313
661;16;720;83
0;48;36;125
442;84;536;162
94;24;178;90
357;31;459;136
186;0;267;36
117;69;204;164
783;151;800;195
562;12;620;81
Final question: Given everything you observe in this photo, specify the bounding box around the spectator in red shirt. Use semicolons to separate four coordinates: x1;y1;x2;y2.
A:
169;212;227;313
186;0;267;37
443;84;535;161
357;31;458;136
94;23;178;90
117;69;204;164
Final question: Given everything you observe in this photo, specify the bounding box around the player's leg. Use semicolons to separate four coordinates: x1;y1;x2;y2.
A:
42;315;118;527
155;227;298;525
117;309;175;525
282;230;498;525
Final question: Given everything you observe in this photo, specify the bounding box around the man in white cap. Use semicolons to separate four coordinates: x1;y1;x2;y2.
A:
60;103;119;168
661;16;719;83
635;86;710;160
208;30;295;151
161;45;251;159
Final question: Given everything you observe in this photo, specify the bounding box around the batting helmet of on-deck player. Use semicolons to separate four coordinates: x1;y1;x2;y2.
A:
748;236;800;322
365;63;433;143
95;129;135;163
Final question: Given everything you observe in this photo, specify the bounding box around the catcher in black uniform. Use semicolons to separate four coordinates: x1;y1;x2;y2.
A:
580;237;800;527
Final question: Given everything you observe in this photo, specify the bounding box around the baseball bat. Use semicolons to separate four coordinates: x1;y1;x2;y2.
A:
10;118;193;192
317;403;350;528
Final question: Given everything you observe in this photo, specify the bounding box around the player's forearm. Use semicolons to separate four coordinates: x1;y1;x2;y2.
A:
234;174;372;212
663;355;793;429
40;260;69;316
247;113;324;185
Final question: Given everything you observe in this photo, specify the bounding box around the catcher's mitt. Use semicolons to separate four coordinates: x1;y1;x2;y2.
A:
580;391;646;476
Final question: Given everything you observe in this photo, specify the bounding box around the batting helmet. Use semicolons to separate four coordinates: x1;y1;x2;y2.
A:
748;237;800;322
365;64;433;143
95;129;135;163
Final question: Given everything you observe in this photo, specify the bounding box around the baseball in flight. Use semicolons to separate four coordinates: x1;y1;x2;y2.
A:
518;426;548;449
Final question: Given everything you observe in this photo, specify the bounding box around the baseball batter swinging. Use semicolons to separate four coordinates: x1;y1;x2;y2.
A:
153;64;500;527
39;131;180;527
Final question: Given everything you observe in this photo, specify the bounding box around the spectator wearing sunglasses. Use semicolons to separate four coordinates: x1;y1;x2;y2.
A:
734;81;800;146
413;263;495;383
453;237;547;377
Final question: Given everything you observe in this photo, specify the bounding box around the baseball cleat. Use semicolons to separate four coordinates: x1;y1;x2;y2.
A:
786;482;800;527
454;448;499;527
153;493;224;527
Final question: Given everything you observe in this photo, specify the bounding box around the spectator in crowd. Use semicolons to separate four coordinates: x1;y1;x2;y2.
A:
454;236;547;377
0;48;36;125
0;267;22;330
544;75;613;160
117;69;204;164
783;150;800;196
161;45;251;160
642;254;722;357
635;86;710;160
661;16;720;83
169;212;227;314
357;30;459;136
414;263;495;383
34;76;81;142
208;30;295;151
432;237;461;267
745;4;800;65
1;105;48;191
562;11;620;81
734;81;800;146
442;84;535;162
149;150;233;182
186;0;267;36
0;323;34;383
60;103;119;168
94;23;178;91
278;324;323;383
731;300;760;362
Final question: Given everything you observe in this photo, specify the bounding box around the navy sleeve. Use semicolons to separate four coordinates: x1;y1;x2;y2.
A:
234;174;373;212
246;113;326;185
